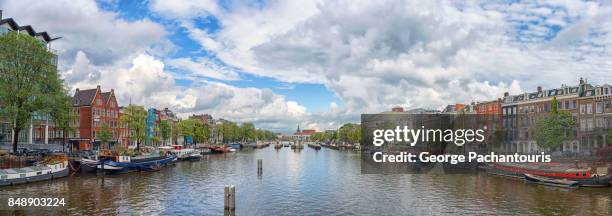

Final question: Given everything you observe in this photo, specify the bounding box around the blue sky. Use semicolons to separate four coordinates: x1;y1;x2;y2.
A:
95;0;341;113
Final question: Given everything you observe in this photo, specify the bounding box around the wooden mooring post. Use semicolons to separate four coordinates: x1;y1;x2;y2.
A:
257;159;263;176
224;185;236;211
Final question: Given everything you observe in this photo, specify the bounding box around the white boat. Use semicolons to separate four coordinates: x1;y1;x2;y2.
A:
160;145;202;160
0;155;69;186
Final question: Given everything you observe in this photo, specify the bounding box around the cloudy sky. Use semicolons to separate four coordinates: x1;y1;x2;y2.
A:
2;0;612;133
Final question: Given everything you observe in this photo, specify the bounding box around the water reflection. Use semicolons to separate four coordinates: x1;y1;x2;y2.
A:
1;147;610;215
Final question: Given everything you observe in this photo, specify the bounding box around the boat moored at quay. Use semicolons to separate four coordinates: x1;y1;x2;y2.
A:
0;154;69;186
524;173;580;188
98;153;177;174
307;142;321;150
159;145;202;161
480;162;611;187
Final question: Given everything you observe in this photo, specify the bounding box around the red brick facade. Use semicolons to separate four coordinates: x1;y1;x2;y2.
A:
70;86;126;150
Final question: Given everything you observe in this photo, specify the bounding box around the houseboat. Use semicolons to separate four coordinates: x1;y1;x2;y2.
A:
480;162;611;187
0;155;69;186
98;150;176;174
307;142;321;150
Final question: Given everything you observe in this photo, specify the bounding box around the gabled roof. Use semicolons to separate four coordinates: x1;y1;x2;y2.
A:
101;92;112;104
72;89;98;106
0;18;19;30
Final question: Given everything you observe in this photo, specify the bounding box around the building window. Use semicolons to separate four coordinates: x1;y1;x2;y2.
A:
565;101;569;109
596;102;603;113
573;100;576;109
587;103;593;114
606;100;611;109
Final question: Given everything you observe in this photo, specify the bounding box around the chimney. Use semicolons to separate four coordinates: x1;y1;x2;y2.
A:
504;92;509;97
1;10;3;20
537;86;542;92
75;88;79;92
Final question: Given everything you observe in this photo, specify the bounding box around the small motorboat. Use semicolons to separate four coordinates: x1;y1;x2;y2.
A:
161;145;200;161
200;148;212;155
209;146;230;154
229;143;242;149
185;152;202;160
524;173;579;188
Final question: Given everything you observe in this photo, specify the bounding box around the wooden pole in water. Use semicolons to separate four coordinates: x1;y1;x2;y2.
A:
224;185;236;210
257;159;262;175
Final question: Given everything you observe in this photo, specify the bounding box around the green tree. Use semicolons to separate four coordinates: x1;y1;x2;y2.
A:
159;120;171;145
98;123;113;150
120;105;147;151
48;87;73;152
178;119;195;138
0;31;66;153
607;130;612;146
338;123;357;143
241;123;256;141
535;97;575;150
349;124;362;144
193;121;210;144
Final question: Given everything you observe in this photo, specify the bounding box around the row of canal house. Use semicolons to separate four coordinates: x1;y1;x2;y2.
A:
72;87;182;151
472;78;612;155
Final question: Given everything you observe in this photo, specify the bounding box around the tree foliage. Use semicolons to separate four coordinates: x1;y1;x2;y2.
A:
214;121;275;143
159;120;171;145
193;121;209;144
338;123;361;144
0;31;67;153
120;105;147;151
48;87;73;151
98;122;113;149
607;130;612;146
534;97;575;150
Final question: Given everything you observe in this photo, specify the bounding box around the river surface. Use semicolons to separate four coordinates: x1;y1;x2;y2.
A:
1;147;611;215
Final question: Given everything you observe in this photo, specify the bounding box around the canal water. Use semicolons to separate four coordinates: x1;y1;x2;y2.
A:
2;147;611;215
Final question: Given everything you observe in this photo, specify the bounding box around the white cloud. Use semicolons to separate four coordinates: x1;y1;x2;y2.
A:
0;0;171;67
66;52;308;131
150;0;220;18
165;57;241;81
149;0;612;131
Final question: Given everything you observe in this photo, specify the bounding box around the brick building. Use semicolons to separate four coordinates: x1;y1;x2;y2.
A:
498;78;612;154
69;86;126;151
